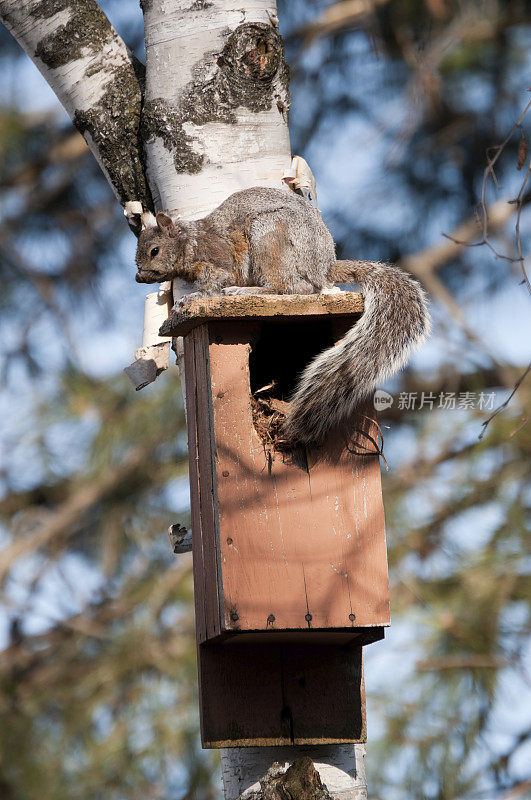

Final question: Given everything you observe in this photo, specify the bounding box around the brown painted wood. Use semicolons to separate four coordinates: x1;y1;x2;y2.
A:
160;292;363;337
207;324;390;635
181;299;390;746
198;642;365;748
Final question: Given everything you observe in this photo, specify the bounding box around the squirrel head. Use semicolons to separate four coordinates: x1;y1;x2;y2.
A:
135;212;191;283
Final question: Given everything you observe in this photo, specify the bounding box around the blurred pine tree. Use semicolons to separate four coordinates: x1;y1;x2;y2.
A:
0;1;529;798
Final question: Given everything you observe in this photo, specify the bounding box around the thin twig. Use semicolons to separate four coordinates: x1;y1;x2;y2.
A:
346;415;389;469
514;157;531;291
443;97;531;294
479;362;531;440
439;97;531;436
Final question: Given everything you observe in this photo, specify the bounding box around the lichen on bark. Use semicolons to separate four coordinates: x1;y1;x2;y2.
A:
141;98;205;175
32;0;114;68
141;21;290;175
74;63;152;209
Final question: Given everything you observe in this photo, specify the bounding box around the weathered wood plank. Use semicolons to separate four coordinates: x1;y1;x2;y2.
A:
198;642;365;748
303;415;390;629
193;325;222;641
160;293;363;337
184;333;208;643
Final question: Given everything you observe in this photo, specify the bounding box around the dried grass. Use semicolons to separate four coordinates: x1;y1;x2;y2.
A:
251;381;293;454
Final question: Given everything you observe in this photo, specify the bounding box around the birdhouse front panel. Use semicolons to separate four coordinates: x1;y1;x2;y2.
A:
178;295;390;645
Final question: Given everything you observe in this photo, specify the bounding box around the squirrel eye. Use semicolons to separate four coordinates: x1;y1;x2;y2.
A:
150;247;159;259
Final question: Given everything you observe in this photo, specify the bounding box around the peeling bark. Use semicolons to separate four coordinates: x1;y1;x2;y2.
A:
0;0;151;210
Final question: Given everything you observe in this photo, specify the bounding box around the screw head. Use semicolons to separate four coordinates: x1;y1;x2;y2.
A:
349;613;356;621
305;613;312;622
267;614;275;624
222;470;229;477
230;612;239;622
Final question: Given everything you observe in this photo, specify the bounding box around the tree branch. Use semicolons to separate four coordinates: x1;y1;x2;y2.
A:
400;198;523;389
0;0;152;210
0;446;148;584
416;654;508;671
441;98;531;295
290;0;390;44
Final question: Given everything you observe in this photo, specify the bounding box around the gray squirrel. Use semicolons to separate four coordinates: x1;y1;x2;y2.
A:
135;187;430;446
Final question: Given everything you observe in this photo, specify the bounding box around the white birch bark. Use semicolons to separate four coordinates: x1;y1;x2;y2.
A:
140;3;368;797
221;744;368;800
141;0;292;219
140;0;293;401
0;0;150;210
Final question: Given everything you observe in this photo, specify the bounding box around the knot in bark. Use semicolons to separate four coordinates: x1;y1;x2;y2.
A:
218;23;290;112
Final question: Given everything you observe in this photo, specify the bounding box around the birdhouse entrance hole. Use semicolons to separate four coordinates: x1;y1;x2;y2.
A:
249;318;336;399
249;318;342;453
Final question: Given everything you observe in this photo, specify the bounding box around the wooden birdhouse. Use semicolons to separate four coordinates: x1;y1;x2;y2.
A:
161;293;390;748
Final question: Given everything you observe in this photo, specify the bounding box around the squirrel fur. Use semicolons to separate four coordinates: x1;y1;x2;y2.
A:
135;187;430;446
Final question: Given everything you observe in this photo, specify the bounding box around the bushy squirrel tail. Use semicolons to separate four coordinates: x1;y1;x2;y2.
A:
282;260;430;446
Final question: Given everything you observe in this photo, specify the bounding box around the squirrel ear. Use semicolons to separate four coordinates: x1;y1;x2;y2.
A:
156;212;174;235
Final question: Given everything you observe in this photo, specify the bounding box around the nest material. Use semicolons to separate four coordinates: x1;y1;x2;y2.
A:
250;382;387;467
251;381;293;453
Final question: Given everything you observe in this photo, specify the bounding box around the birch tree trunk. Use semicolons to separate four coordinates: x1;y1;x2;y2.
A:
221;744;368;800
0;2;369;796
141;0;291;220
140;3;368;797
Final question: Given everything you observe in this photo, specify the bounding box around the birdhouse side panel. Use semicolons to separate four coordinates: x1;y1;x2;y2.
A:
184;325;223;643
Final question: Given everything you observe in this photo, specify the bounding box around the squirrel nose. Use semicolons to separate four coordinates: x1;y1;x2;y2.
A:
135;272;148;283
